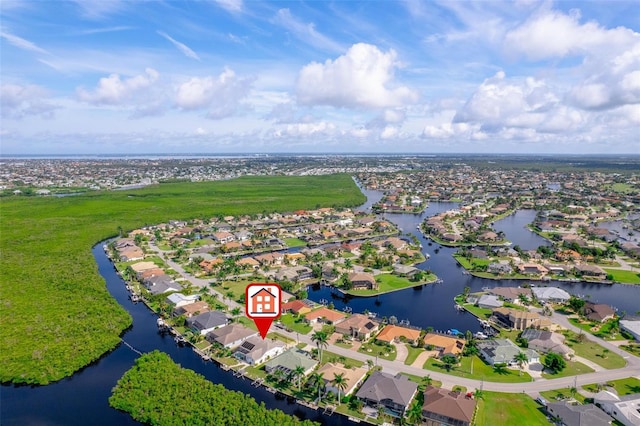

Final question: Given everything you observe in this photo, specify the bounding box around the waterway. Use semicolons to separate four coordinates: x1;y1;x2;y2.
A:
3;186;640;425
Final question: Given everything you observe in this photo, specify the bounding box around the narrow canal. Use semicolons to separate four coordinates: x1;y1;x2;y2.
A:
3;186;640;425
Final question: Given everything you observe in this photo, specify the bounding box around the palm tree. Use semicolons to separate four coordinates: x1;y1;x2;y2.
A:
293;364;306;391
493;362;508;375
441;354;457;372
332;372;347;404
230;307;241;322
311;331;328;364
309;372;325;404
569;386;577;400
406;401;423;425
515;352;529;376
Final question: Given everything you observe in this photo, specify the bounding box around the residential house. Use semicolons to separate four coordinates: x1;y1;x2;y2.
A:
137;267;166;280
477;338;539;366
583;302;616;323
275;266;313;282
594;391;640;426
144;275;183;296
355;371;418;418
487;263;513;275
335;314;380;340
520;329;574;359
119;247;145;262
129;261;158;273
489;287;532;302
281;299;312;316
234;336;286;366
212;231;235;243
423;333;466;357
476;294;503;309
491;307;552;331
166;293;199;308
206;323;258;349
186;310;229;335
393;264;421;278
620;320;640;342
546;401;612;426
532;287;571;303
375;325;421;345
348;272;378;290
518;263;549;276
237;257;260;270
304;307;346;325
263;348;317;376
173;301;210;318
421;386;477;426
316;363;367;397
574;264;607;280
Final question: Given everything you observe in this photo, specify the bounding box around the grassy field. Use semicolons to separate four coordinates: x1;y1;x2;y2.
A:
568;317;625;340
278;314;313;334
424;355;532;383
474;392;548;426
404;345;424;365
541;360;594;379
583;377;640;395
0;174;364;385
284;237;307;248
561;329;627;369
344;272;436;296
604;268;640;284
539;388;586;404
358;340;397;361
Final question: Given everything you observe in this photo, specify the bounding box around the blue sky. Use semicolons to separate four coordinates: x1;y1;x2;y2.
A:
1;0;639;154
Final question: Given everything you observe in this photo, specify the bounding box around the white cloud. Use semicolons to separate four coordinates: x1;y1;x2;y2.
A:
0;30;49;54
380;126;399;139
1;83;58;119
504;9;638;61
76;68;160;105
297;43;418;109
214;0;243;13
453;71;572;132
71;0;126;19
274;8;344;53
174;68;253;119
567;44;640;110
157;31;201;60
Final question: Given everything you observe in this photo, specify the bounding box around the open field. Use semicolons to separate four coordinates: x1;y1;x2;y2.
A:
0;174;364;384
561;329;627;369
474;391;548;426
424;355;532;383
604;268;640;284
344;272;436;296
539;388;587;404
583;377;640;396
541;361;594;379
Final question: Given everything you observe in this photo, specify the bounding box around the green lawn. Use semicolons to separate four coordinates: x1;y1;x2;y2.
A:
284;237;307;248
561;330;627;369
0;174;364;385
319;350;364;368
359;341;398;362
474;392;548;426
404;345;424;365
620;343;640;357
541;361;594;379
344;272;436;296
583;377;640;396
218;278;254;302
278;313;312;335
539;388;586;404
399;372;442;389
604;268;640;284
568;317;625;340
424;355;531;383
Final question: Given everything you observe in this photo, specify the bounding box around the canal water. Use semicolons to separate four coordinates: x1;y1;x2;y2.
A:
3;186;640;425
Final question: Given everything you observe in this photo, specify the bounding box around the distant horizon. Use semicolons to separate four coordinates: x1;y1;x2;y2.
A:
2;152;640;160
1;1;638;155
